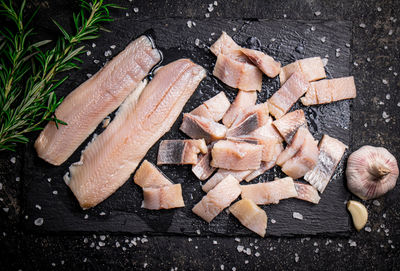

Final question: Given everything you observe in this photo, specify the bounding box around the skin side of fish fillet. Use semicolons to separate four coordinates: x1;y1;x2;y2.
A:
35;36;161;165
66;59;206;208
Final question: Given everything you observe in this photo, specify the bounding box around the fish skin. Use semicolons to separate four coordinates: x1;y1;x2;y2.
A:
35;36;161;165
227;103;269;138
279;57;326;85
304;135;348;193
276;126;309;166
272;109;307;143
134;160;172;188
240;48;281;78
223;90;257;128
180;113;227;143
294;182;321;204
192;175;241;223
157;139;207;165
267;72;311;119
241;177;298;205
202;168;252;192
142;184;185;210
211;140;263;171
190;92;231;122
301;76;357;106
229;198;268;237
192;146;216;181
67;59;206;208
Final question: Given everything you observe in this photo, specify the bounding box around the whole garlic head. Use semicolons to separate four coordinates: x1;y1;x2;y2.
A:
346;145;399;200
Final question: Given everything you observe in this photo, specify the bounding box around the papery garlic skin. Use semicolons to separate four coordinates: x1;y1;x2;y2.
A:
346;146;399;200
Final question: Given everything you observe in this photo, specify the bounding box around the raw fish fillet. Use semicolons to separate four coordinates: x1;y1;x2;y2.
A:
180;113;227;143
134;160;172;188
304;135;348;193
301;76;357;106
267;72;310;119
66;59;206;208
279;57;326;85
294;182;321;204
229;198;268;237
223;90;257;127
202;168;252;192
192;175;241;223
35;36;161;165
227;103;269;138
213;53;263;91
241;177;298;205
211;140;263;170
240;48;281;78
192;146;216;181
142;184;185;210
191;92;231;122
210;31;241;56
276;126;310;166
157;139;207;165
272;109;307;143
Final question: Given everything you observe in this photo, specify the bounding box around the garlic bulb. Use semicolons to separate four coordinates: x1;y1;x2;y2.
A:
346;146;399;200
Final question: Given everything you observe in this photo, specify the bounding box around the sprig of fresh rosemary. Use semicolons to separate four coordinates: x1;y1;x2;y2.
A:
0;0;120;151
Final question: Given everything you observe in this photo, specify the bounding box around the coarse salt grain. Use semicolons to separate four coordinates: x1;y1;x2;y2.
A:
389;30;393;35
196;229;201;235
195;39;200;47
208;6;214;12
214;1;218;6
382;112;389;119
377;7;382;11
237;245;244;252
373;200;381;206
94;59;100;64
382;79;388;85
98;241;105;247
359;23;366;28
84;214;89;219
295;253;299;262
353;61;358;67
345;43;350;48
293;212;303;220
35;204;41;210
245;260;249;264
110;45;116;49
100;212;106;216
322;58;328;66
367;57;371;62
187;20;193;28
320;37;326;43
314;11;321;16
3;207;9;213
271;219;276;224
92;43;96;48
235;237;240;242
311;26;316;31
34;217;44;226
53;190;58;195
220;264;224;270
213;240;218;244
100;235;106;241
10;157;16;164
365;226;372;232
126;12;129;17
104;50;112;57
133;7;139;13
205;13;210;18
255;252;260;257
144;263;148;268
86;51;91;56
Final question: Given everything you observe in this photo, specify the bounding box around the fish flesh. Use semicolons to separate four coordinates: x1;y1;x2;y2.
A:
276;126;311;166
192;175;241;223
202;168;252;192
223;90;257;128
304;135;348;193
241;177;298;205
192;146;216;181
240;48;281;78
142;184;185;210
229;198;268;237
267;72;310;119
66;59;206;208
134;160;172;188
294;182;321;204
279;57;326;85
180;113;227;143
301;76;357;106
210;31;241;57
157;139;207;165
226;103;269;138
213;53;263;91
272;109;307;143
280;128;319;179
35;36;161;165
211;140;263;170
190;92;231;122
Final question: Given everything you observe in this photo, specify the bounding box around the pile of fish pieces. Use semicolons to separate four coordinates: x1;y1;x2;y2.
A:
149;32;356;236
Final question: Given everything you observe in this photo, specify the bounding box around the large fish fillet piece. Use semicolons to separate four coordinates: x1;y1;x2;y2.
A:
279;57;326;85
66;59;206;208
35;36;161;165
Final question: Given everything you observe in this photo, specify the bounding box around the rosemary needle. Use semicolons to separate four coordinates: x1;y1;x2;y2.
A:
0;0;121;151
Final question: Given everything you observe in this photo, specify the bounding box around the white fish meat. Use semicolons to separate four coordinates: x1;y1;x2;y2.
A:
202;168;252;192
134;160;172;188
180;113;227;143
223;89;257;128
191;92;231;122
294;182;321;204
240;48;281;78
142;184;185;210
279;57;326;85
272;109;307;143
192;145;216;181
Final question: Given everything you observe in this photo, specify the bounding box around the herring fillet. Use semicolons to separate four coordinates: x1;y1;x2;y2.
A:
67;59;206;208
35;36;161;165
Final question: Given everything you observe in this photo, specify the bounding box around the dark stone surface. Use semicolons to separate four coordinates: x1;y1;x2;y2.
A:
1;0;399;270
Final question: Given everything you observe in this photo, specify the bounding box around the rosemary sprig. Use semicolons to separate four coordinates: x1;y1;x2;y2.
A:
0;0;120;151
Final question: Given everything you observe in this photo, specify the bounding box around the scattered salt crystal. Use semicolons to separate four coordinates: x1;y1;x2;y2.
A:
53;190;58;195
205;13;210;18
3;207;9;213
395;72;398;76
388;239;393;244
391;245;395;249
220;264;224;270
141;238;148;243
382;79;388;85
349;241;357;247
83;257;87;262
385;229;389;233
84;238;88;243
92;43;96;48
235;237;241;242
214;1;218;6
380;244;384;248
208;6;214;12
367;57;371;62
314;248;319;253
52;263;56;267
353;61;359;67
116;241;120;248
271;219;276;224
245;248;251;255
133;7;139;13
24;215;28;219
213;240;218;245
196;229;201;235
232;27;237;32
99;212;106;216
359;23;366;28
314;11;321;16
94;59;100;64
10;157;16;164
245;260;249;264
377;7;382;11
237;245;244;252
86;51;91;56
388;30;393;35
232;268;236;271
187;20;193;28
255;252;260;257
194;39;200;47
0;183;2;190
382;112;389;119
320;36;326;43
110;45;116;49
293;212;303;220
322;58;328;66
365;226;372;232
364;123;368;127
295;253;299;262
86;73;92;78
90;242;95;248
84;214;89;219
34;217;44;226
384;45;388;50
47;178;52;183
188;238;192;242
383;213;387;218
98;241;105;247
35;204;42;210
314;242;318;247
373;200;381;206
144;263;148;268
126;12;129;17
311;26;316;31
104;50;112;57
336;51;340;58
100;235;106;241
122;247;126;251
345;43;350;48
283;14;287;18
195;246;198;249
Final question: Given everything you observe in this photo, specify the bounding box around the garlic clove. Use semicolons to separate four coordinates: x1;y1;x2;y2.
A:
347;200;368;231
346;145;399;200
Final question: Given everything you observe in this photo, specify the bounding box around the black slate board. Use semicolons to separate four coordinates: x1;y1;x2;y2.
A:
22;19;352;236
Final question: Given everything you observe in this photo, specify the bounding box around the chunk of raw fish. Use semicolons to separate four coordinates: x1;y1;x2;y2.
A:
192;146;216;181
192;175;241;223
223;90;257;128
272;109;307;143
279;57;326;85
210;31;241;56
211;140;263;170
227;103;269;138
267;72;310;119
35;36;161;165
157;139;207;165
304;135;348;193
202;168;252;192
240;48;281;78
180;113;227;143
276;126;310;166
67;59;206;208
229;198;268;237
142;184;185;210
134;160;172;188
294;182;321;204
241;177;298;205
191;92;231;122
301;76;357;106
